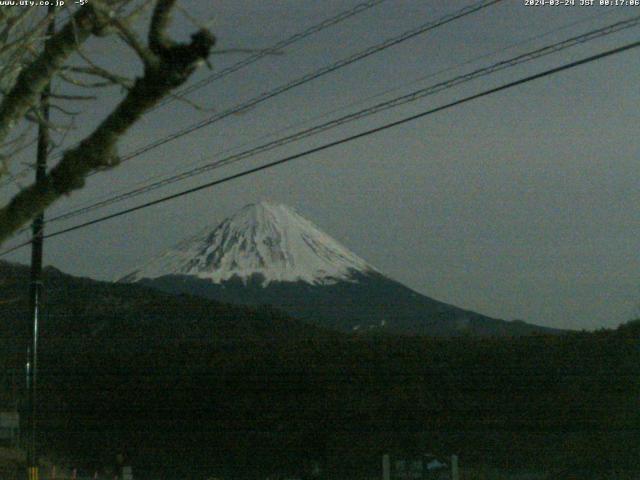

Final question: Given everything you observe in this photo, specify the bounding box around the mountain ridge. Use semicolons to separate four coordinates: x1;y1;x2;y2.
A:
121;201;376;286
0;260;634;479
122;202;561;337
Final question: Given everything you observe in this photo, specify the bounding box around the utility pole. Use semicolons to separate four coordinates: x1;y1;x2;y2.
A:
26;6;55;480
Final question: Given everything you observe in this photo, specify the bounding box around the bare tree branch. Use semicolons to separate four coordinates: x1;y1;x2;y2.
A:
149;0;177;55
0;9;52;56
64;62;134;89
110;16;156;66
0;0;215;245
50;93;98;101
0;4;121;150
49;104;82;116
121;0;155;23
25;111;61;132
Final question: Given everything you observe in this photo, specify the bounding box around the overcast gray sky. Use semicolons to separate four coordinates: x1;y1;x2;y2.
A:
2;0;639;330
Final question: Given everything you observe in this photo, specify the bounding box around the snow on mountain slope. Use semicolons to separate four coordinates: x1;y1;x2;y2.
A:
121;201;377;286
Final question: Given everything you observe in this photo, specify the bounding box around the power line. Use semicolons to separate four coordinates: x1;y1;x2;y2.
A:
2;0;504;218
0;0;389;190
2;37;638;257
88;0;504;171
9;0;502;188
151;0;389;112
49;7;621;221
43;14;640;226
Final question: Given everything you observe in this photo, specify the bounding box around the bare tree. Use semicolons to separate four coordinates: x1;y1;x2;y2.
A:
0;0;215;246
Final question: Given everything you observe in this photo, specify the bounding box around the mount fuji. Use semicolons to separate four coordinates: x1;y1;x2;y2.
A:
122;201;376;286
120;202;558;336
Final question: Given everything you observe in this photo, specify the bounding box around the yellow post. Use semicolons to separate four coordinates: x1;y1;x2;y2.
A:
28;466;38;480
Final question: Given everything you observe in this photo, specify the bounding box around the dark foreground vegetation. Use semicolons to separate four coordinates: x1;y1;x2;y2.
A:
0;261;638;479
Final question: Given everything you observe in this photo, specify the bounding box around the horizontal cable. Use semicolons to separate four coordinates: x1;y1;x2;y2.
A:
2;36;637;257
44;14;640;226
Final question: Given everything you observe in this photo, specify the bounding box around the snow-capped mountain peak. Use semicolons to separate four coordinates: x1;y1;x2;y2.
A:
120;201;376;286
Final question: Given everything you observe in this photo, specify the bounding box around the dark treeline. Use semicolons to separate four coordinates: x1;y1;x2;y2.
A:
0;261;638;479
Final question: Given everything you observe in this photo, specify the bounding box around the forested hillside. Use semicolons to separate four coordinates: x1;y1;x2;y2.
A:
0;261;638;479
